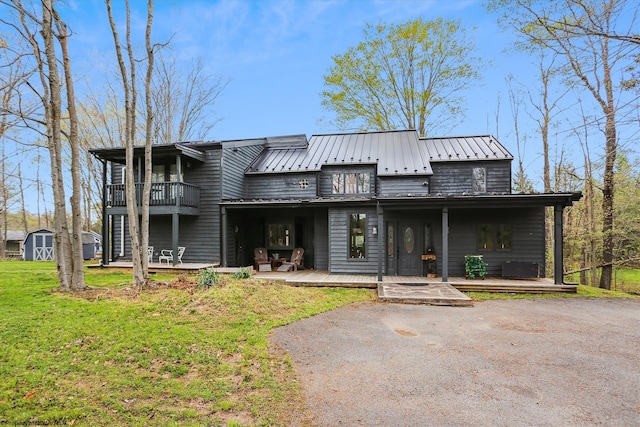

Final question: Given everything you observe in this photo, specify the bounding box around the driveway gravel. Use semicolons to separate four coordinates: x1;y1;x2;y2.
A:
271;298;640;426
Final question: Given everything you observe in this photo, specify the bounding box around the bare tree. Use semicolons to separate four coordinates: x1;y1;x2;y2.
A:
106;0;156;287
151;52;229;143
492;0;640;289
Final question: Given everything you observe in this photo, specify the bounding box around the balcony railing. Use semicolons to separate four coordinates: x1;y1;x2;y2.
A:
107;182;200;208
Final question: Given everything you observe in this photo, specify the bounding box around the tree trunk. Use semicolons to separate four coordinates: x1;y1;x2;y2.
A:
55;8;86;290
41;0;73;291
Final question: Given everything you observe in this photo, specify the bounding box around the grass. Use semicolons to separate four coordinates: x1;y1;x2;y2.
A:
467;284;639;301
565;268;640;295
0;261;375;426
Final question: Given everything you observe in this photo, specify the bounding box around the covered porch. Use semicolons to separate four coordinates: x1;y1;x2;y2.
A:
252;269;577;293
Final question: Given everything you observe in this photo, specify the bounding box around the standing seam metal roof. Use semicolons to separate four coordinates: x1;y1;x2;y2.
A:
247;130;434;176
245;131;513;176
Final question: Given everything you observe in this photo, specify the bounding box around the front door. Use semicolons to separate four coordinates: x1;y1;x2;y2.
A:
398;222;421;276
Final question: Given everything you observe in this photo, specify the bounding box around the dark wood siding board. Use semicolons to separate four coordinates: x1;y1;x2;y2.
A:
314;208;329;271
378;176;431;197
447;207;546;277
318;165;376;198
244;173;318;200
222;143;264;199
430;160;511;195
328;206;379;274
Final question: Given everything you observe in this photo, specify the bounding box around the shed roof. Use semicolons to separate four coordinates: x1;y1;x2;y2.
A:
5;230;26;241
247;130;434;176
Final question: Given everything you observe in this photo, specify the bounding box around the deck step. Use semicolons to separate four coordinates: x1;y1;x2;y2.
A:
377;283;473;307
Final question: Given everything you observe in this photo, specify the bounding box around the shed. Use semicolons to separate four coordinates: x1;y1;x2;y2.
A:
24;229;97;261
4;230;26;258
82;232;96;260
24;229;54;261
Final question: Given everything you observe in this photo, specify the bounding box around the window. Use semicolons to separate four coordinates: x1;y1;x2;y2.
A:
473;167;486;193
496;224;512;250
478;224;511;251
332;174;344;194
349;214;367;258
332;173;370;194
267;223;293;249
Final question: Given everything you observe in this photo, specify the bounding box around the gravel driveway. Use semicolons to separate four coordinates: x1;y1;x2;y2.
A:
271;298;640;426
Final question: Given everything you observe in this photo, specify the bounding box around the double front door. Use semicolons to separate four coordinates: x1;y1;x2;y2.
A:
387;221;433;276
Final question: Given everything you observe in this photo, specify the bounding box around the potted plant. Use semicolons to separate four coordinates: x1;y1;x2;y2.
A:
464;255;487;279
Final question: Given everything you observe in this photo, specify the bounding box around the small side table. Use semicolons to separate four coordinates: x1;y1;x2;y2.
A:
270;258;288;270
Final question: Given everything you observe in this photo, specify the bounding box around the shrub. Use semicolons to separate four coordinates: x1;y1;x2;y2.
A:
464;255;487;279
232;267;252;280
197;267;220;288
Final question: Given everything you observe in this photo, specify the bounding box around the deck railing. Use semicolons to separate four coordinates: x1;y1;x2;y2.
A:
107;182;200;208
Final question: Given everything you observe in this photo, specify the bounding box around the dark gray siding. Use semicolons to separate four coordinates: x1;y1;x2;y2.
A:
222;143;264;199
313;208;329;270
430;160;511;194
377;176;431;197
328;206;379;274
319;165;375;198
112;147;223;264
447;207;546;277
244;173;317;200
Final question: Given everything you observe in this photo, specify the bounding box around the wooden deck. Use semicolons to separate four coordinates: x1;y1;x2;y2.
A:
90;263;576;294
253;270;577;294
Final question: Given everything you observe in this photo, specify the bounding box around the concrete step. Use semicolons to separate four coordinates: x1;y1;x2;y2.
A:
377;283;473;307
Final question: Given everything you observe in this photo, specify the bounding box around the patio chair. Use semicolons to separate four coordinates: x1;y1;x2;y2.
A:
147;246;154;263
277;248;305;272
254;247;271;272
159;246;185;264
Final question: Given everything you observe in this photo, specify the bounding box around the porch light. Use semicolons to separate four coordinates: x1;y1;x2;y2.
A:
372;226;378;235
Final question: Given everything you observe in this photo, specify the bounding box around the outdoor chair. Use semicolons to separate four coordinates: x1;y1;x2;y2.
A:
159;246;185;264
147;246;154;263
254;247;271;272
277;248;305;272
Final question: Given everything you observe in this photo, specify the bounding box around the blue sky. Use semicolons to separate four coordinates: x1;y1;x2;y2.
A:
63;0;523;142
11;0;636;216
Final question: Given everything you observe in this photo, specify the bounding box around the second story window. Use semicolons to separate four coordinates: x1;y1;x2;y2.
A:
473;167;486;193
332;173;370;194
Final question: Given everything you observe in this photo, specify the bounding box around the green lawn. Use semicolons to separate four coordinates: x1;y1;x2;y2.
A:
0;261;375;426
564;269;640;295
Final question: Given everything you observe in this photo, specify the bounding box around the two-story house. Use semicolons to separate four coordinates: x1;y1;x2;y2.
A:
90;130;581;283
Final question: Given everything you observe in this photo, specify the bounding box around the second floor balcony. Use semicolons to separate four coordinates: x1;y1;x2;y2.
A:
106;182;200;216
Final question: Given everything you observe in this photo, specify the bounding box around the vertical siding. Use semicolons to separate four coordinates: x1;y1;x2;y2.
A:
328;206;379;274
430;160;511;194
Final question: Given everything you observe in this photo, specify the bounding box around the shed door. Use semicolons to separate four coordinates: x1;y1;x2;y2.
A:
398;222;421;276
34;233;54;261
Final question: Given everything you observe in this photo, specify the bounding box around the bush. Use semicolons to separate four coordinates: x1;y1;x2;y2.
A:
232;267;252;280
464;255;487;279
197;267;220;288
